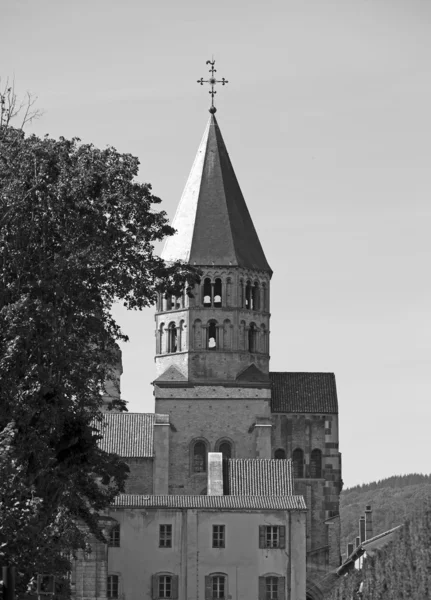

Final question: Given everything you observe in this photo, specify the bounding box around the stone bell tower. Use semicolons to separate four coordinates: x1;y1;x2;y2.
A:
154;114;272;385
153;110;274;495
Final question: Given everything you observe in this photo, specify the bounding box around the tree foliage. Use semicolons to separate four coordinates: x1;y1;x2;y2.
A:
0;125;197;593
340;474;431;556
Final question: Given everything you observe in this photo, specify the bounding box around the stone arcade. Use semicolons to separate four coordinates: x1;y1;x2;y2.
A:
73;111;342;600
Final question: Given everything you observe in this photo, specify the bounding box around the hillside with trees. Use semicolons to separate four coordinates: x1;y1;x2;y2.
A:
326;506;431;599
340;473;431;557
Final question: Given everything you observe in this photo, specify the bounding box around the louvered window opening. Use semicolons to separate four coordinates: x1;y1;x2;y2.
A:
212;525;225;548
159;575;172;599
310;449;322;478
107;575;119;599
108;524;120;547
159;524;172;548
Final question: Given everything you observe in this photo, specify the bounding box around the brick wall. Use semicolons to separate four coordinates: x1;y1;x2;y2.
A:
124;458;153;494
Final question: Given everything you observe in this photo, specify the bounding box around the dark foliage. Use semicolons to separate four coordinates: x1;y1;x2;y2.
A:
0;126;198;594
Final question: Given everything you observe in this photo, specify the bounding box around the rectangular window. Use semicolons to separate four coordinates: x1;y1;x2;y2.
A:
159;524;172;548
108;525;120;547
107;575;119;599
212;525;225;548
159;575;172;599
266;526;279;548
266;577;278;600
259;525;285;549
212;576;225;599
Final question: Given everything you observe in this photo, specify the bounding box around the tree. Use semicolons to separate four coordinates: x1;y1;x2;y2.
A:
0;124;198;594
0;77;43;130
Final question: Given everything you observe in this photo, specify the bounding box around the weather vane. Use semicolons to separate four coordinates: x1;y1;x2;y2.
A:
197;59;228;114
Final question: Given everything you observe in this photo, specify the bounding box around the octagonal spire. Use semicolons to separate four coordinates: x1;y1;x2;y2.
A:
162;115;272;274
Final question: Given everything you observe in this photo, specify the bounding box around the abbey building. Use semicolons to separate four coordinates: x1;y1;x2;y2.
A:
73;112;342;600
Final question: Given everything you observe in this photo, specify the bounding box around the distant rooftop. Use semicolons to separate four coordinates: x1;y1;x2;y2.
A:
113;494;306;511
270;372;338;413
96;413;154;457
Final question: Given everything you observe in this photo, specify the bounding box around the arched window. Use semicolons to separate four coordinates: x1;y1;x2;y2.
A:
193;441;206;473
167;323;177;353
214;278;222;307
226;277;232;306
245;281;252;309
292;448;304;478
239;280;244;308
248;322;257;352
205;574;227;599
218;441;232;460
107;575;119;599
252;282;259;310
274;448;286;460
178;320;185;352
108;524;120;547
207;321;217;350
158;323;165;354
260;324;267;353
310;449;322;478
223;319;232;350
203;278;212;307
262;282;267;312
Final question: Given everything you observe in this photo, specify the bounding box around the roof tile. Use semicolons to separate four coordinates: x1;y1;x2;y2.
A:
95;413;154;457
270;372;338;413
113;494;306;510
228;459;293;495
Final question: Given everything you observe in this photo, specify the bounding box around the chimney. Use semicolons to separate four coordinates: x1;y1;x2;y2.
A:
208;453;224;496
365;505;373;541
355;536;360;548
347;542;354;557
359;516;366;543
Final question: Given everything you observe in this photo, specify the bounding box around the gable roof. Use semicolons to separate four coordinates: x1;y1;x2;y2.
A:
270;372;338;413
228;458;293;495
113;494;306;511
161;115;271;273
96;413;154;457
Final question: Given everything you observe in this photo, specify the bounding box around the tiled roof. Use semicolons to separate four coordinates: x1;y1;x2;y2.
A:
228;459;293;495
113;494;306;511
270;372;338;413
95;413;154;457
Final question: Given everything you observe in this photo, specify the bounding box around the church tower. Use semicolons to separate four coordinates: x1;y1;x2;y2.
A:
153;111;274;495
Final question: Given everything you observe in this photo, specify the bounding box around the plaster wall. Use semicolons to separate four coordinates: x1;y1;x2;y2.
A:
107;508;306;600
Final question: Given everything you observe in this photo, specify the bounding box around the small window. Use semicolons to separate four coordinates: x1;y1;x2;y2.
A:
203;278;212;307
212;525;225;548
159;575;172;599
107;575;119;599
108;524;120;547
274;449;286;460
159;524;172;548
212;575;225;599
245;281;252;309
193;441;206;473
214;278;222;307
259;526;286;549
168;323;177;353
207;321;217;350
248;323;257;352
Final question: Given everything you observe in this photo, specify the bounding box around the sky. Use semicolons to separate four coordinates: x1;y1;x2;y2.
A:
2;0;431;489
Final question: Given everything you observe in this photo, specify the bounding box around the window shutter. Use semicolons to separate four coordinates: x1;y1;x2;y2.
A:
259;525;265;548
258;576;266;600
279;526;286;549
205;576;211;600
172;575;179;599
151;575;158;600
278;577;286;600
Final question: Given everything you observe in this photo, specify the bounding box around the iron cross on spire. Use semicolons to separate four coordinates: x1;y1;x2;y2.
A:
197;59;228;114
